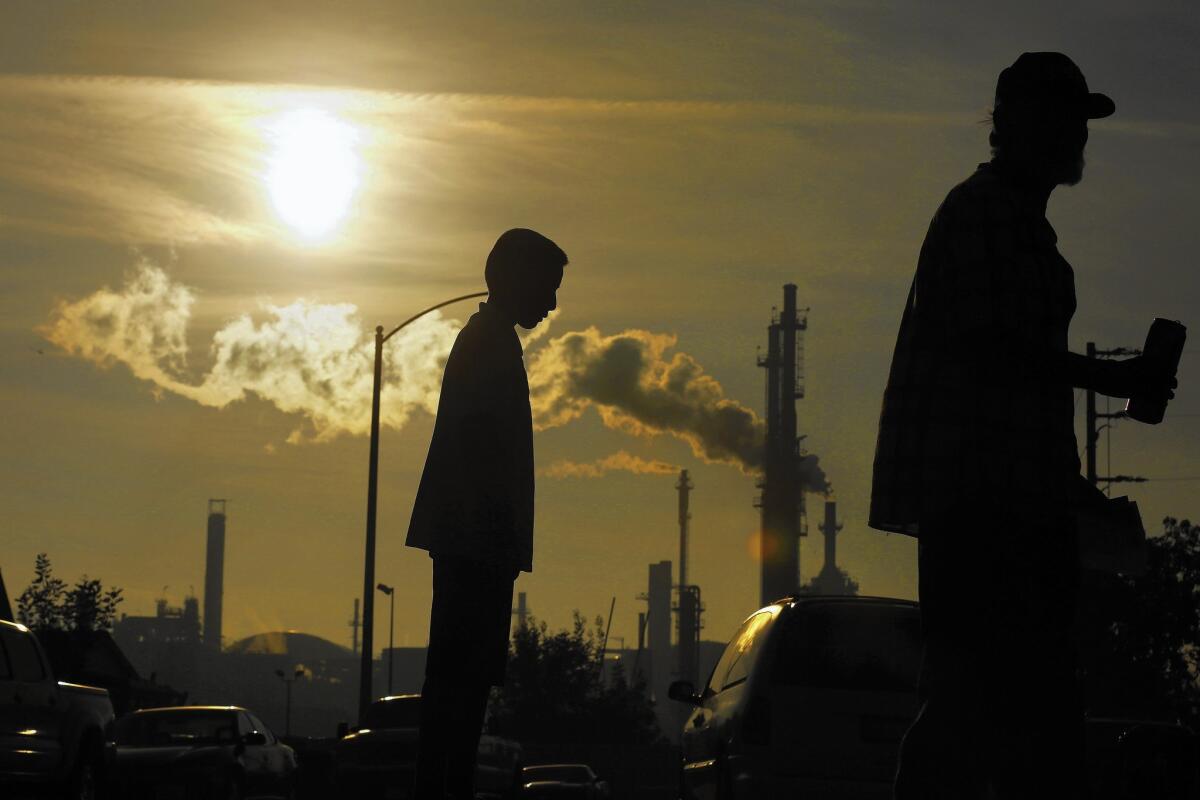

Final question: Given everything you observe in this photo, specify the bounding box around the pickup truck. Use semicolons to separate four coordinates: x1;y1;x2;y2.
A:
0;619;115;799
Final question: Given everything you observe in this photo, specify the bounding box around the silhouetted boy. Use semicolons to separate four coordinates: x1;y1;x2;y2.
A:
407;228;566;800
869;53;1174;799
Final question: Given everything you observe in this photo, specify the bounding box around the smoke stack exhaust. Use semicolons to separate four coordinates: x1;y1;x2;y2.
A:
823;500;839;571
203;499;226;650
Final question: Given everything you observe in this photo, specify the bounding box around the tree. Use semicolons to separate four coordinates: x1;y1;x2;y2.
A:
489;611;663;749
1082;517;1200;728
64;576;124;633
16;553;124;633
16;553;66;630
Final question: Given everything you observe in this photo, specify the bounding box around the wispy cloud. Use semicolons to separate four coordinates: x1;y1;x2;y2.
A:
0;73;983;253
540;450;678;479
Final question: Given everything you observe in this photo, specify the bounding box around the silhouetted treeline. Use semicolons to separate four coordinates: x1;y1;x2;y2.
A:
1081;516;1200;728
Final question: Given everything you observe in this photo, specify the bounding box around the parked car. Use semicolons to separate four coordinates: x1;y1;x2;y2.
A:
1085;716;1199;799
107;705;298;799
0;619;115;800
519;763;610;798
335;694;523;799
669;595;922;800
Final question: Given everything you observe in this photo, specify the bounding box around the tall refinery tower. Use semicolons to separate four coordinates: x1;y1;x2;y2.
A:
756;285;808;606
203;499;227;649
675;469;701;689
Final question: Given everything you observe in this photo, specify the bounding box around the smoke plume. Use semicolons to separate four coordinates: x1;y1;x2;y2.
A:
42;262;457;443
540;451;678;479
528;327;767;474
43;264;828;491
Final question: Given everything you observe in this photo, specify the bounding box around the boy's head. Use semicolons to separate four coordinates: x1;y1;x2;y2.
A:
485;228;567;329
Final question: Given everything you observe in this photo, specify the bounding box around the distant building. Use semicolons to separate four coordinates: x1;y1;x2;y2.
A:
115;603;376;737
113;595;205;699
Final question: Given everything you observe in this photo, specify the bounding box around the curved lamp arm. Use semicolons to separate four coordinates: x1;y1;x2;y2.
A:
381;291;489;343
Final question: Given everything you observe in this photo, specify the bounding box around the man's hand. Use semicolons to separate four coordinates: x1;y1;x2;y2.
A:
1106;355;1178;401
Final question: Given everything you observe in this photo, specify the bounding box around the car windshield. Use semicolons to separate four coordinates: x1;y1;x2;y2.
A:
523;765;592;783
114;710;239;747
772;602;921;692
362;696;421;729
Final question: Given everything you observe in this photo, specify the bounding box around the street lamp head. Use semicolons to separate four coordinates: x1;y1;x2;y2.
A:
377;583;393;595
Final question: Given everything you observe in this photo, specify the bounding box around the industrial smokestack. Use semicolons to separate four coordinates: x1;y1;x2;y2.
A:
203;499;226;650
758;285;809;605
677;470;692;588
647;561;672;701
675;471;700;689
515;592;529;630
823;500;839;571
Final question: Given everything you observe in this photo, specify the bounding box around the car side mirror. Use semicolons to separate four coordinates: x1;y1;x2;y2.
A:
243;731;267;746
668;680;702;706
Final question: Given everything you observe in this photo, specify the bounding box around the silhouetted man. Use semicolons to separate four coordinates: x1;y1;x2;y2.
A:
407;228;566;800
869;53;1175;799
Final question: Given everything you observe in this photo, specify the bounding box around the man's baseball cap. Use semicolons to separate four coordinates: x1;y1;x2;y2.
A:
995;52;1115;120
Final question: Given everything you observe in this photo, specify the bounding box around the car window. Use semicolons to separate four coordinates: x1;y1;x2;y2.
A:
522;765;593;783
115;710;239;746
706;611;775;693
246;712;276;744
237;712;255;737
772;602;921;692
1;629;46;682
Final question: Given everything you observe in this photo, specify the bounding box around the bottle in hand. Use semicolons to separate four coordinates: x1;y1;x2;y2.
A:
1125;318;1186;424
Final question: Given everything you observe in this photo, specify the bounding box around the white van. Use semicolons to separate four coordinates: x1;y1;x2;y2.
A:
669;596;921;800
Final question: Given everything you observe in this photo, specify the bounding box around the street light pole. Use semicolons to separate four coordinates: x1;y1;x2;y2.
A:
377;583;395;696
274;668;304;737
358;291;489;721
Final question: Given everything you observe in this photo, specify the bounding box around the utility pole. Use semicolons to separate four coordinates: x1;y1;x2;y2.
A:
1084;342;1146;491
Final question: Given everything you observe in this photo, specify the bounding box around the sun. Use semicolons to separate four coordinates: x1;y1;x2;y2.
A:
265;108;361;240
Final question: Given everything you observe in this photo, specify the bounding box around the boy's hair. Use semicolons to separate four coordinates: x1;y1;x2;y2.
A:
485;228;568;293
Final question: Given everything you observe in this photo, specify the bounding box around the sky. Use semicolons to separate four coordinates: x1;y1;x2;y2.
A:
2;1;1198;657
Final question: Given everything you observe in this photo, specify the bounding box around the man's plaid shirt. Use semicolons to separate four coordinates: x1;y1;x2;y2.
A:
869;162;1080;536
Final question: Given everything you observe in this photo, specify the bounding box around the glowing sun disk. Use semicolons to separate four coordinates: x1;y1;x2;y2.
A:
265;109;360;239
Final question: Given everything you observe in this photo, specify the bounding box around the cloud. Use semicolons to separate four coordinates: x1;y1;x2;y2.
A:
41;262;458;442
540;450;678;479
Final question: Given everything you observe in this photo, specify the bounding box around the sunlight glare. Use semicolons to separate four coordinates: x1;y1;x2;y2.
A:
265;109;361;240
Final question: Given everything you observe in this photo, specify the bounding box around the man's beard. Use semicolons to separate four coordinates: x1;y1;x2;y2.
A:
1057;151;1086;187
